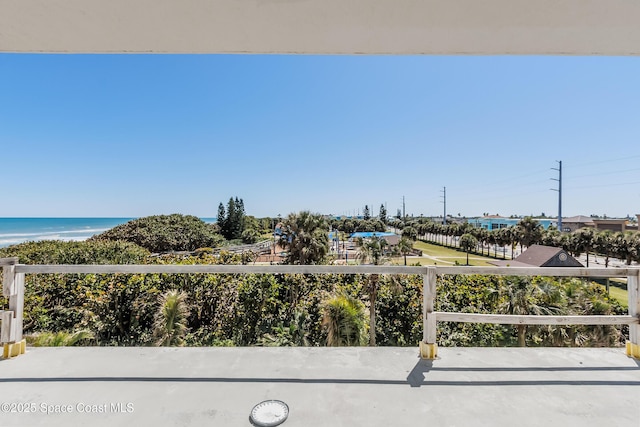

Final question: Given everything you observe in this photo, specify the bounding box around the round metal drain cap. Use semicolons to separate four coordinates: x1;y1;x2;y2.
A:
250;400;289;426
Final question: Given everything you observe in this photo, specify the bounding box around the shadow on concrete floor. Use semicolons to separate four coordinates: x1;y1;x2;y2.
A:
2;357;638;388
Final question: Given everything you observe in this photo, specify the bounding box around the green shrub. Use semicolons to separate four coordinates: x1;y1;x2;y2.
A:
26;330;94;347
0;239;148;264
322;294;367;346
90;214;223;253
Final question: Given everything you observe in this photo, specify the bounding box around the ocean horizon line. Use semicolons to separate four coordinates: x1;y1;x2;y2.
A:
0;217;218;248
0;217;217;222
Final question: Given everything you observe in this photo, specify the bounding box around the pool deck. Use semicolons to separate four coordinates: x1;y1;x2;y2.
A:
1;346;639;426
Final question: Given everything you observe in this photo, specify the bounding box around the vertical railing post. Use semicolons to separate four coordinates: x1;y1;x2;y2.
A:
420;266;438;359
626;267;640;358
1;257;26;359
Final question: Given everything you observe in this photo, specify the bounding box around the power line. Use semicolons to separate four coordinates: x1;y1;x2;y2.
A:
565;154;640;169
455;159;638;200
565;167;640;180
452;168;551;194
565;180;640;190
460;189;549;204
452;178;551;199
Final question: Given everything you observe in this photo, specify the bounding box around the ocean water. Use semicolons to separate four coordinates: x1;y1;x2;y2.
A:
0;217;217;248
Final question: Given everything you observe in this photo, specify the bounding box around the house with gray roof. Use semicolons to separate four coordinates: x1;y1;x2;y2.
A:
490;245;583;268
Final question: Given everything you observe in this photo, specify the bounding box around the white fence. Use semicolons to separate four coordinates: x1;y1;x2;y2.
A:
423;265;640;359
1;258;24;356
1;258;639;359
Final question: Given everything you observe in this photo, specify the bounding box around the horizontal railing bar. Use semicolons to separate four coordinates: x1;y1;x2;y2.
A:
15;264;426;275
436;266;633;277
14;264;635;278
435;312;639;325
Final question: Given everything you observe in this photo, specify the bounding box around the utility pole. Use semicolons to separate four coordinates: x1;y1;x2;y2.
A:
402;196;405;219
551;160;562;232
440;187;447;225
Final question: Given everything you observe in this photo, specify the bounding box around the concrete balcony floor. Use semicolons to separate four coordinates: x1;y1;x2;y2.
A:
1;346;639;426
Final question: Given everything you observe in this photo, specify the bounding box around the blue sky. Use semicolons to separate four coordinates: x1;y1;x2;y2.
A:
1;54;639;219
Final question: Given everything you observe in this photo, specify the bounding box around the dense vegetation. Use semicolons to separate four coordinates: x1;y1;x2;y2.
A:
0;240;625;348
90;214;223;253
278;211;330;265
0;239;149;264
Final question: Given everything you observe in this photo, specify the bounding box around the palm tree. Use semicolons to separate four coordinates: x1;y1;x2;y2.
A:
402;226;418;241
153;290;190;346
630;232;640;265
487;230;498;257
417;223;429;240
541;228;562;248
356;236;388;266
397;236;413;266
459;233;478;265
448;223;460;248
516;216;543;250
423;221;436;242
438;224;446;245
506;227;519;259
494;227;512;259
322;295;367;346
356;236;388;346
558;231;578;256
498;276;553;346
561;278;621;346
594;230;615;267
612;231;640;265
572;227;595;266
278;211;329;265
472;228;489;256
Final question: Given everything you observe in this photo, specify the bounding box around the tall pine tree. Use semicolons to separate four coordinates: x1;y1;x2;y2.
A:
218;197;246;240
217;203;226;234
379;204;387;224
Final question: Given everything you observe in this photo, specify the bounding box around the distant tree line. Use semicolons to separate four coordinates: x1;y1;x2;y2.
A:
330;217;386;234
395;216;640;266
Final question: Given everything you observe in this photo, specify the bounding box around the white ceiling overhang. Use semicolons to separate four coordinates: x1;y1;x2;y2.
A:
1;0;639;55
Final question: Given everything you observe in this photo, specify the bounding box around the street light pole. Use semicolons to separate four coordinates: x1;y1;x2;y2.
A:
440;187;447;225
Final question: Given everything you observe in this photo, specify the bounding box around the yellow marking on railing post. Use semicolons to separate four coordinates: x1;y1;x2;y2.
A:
420;267;438;359
2;339;26;359
419;342;438;359
1;258;26;359
627;341;640;358
627;268;640;359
